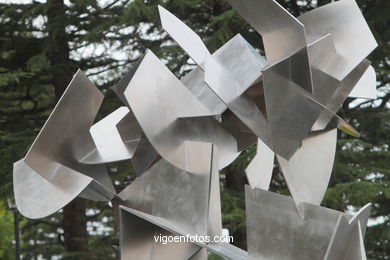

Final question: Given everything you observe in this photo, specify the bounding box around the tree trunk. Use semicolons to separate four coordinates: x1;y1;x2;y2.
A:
47;0;88;255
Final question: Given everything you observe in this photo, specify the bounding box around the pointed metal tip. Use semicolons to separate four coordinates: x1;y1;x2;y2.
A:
296;201;305;219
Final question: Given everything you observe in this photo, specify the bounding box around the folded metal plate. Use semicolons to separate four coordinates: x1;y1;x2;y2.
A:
181;66;226;115
159;7;272;153
212;34;267;90
246;139;274;191
312;60;371;131
307;34;342;104
324;204;371;260
277;129;337;213
120;206;201;260
180;34;267;116
13;70;115;218
263;54;359;159
227;0;307;65
129;133;161;176
118;142;216;236
80;106;140;164
262;57;325;159
112;102;160;176
349;65;377;99
112;55;144;107
120;206;247;260
298;0;377;80
221;111;258;152
245;186;351;260
122;50;239;172
13;159;92;219
322;60;371;114
204;56;272;150
158;5;210;69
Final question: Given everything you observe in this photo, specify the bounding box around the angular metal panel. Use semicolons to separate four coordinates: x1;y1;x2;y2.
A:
13;70;115;218
120;206;247;260
349;65;377;99
221;111;257;151
158;5;210;68
344;222;367;260
298;0;377;80
324;204;371;260
80;106;139;164
277;129;337;208
118;142;215;236
204;56;272;150
246;139;274;191
120;206;200;260
245;186;350;260
122;50;239;172
227;0;307;65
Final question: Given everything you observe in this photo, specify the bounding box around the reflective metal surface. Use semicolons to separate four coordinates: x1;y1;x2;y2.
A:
349;65;377;99
246;139;274;190
14;1;378;258
120;50;240;172
245;186;347;260
120;206;201;260
118;142;217;236
298;0;377;80
277;129;337;211
80;106;140;164
13;70;115;219
226;0;307;66
324;204;371;260
118;143;246;259
158;5;210;69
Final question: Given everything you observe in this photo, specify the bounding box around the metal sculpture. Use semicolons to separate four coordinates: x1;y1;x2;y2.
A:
13;0;377;259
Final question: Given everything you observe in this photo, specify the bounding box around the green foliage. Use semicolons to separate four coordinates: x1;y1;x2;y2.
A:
0;202;14;260
221;188;246;233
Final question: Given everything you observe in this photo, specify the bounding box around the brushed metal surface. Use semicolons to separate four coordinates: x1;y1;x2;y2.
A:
14;70;115;219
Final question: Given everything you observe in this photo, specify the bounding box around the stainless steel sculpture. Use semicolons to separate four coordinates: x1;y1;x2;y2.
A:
13;0;377;259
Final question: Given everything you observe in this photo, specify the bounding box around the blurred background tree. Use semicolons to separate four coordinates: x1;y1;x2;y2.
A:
0;0;388;259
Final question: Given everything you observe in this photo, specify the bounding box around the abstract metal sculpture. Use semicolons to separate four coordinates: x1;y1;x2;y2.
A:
13;0;377;259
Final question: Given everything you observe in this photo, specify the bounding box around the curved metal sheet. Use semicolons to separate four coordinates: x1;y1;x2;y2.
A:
277;129;337;210
13;159;92;219
245;139;274;191
121;50;240;172
13;70;115;218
